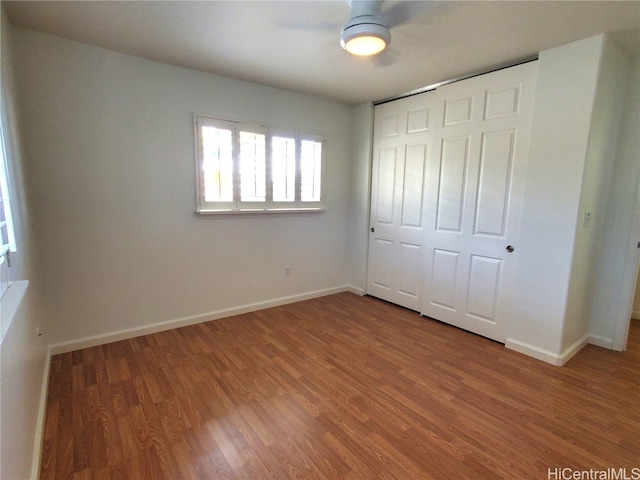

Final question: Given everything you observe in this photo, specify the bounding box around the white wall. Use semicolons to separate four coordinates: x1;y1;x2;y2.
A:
589;49;640;347
12;26;354;349
347;103;374;292
563;36;630;351
0;8;49;480
507;35;606;363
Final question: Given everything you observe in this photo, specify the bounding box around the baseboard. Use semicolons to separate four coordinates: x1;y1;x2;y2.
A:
505;338;564;365
346;285;366;296
560;334;590;365
589;334;613;349
31;345;52;480
633;310;640;320
505;334;589;366
49;286;353;355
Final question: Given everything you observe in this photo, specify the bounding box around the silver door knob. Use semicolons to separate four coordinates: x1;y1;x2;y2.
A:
506;245;515;253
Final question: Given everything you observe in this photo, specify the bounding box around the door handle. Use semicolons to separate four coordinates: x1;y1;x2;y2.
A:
506;245;515;253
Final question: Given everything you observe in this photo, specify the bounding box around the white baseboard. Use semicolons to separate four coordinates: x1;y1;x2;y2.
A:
346;285;366;296
505;334;589;366
633;310;640;320
589;334;613;349
31;345;52;480
50;286;353;355
560;334;590;365
505;338;564;365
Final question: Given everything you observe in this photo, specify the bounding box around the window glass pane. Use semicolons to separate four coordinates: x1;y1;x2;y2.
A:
301;140;322;202
239;131;266;202
272;136;296;202
202;126;233;202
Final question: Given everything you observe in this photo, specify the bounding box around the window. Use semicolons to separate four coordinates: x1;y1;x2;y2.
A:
195;115;325;213
0;118;16;298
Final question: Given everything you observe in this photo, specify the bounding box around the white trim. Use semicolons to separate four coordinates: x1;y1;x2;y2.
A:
589;334;613;349
50;286;352;355
0;117;17;253
346;285;366;296
560;334;590;365
30;346;52;480
196;207;324;216
505;338;564;365
505;334;589;366
633;310;640;320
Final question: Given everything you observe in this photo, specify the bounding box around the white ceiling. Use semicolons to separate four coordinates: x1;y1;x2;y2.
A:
4;1;640;105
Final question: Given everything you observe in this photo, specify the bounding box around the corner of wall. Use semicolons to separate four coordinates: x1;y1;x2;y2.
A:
1;12;51;480
587;36;640;351
347;102;374;293
508;35;605;359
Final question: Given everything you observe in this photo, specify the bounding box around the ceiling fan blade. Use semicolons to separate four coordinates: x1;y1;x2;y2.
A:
275;19;341;31
370;46;398;67
381;1;439;28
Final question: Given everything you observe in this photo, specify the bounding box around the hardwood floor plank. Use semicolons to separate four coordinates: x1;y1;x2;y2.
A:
40;294;640;479
39;400;59;480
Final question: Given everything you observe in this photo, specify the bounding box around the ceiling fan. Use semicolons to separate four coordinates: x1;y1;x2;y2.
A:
340;0;390;56
277;1;438;63
339;0;435;57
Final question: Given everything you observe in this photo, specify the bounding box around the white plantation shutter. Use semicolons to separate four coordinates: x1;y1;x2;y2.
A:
300;134;323;206
197;116;235;211
194;114;325;213
239;126;267;207
271;135;296;204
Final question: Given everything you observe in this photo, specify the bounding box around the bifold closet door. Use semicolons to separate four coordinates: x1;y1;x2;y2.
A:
421;61;537;342
367;92;435;311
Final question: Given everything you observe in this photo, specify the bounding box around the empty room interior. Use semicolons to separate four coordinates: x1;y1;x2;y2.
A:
1;1;639;479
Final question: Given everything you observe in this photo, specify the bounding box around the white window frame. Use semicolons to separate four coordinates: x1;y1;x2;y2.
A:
194;114;326;214
0;114;16;299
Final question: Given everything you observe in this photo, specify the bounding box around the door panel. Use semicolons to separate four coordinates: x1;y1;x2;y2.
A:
398;242;422;299
374;147;397;224
422;61;537;342
474;130;515;236
402;145;427;227
430;249;459;310
367;92;435;311
371;238;393;290
436;136;469;232
444;96;473;126
484;85;521;119
466;255;502;321
407;108;430;133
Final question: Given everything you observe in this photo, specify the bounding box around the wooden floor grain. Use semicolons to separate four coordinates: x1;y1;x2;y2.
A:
40;293;639;479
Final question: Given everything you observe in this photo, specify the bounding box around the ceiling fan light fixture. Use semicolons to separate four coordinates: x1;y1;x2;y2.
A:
340;22;390;56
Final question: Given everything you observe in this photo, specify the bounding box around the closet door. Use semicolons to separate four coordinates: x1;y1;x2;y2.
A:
421;62;537;342
367;92;435;311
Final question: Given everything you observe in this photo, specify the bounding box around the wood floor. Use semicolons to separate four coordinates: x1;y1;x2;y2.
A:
40;293;639;480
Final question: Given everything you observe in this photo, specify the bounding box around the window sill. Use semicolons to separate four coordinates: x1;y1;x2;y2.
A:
1;280;29;346
195;207;325;216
